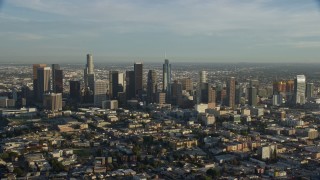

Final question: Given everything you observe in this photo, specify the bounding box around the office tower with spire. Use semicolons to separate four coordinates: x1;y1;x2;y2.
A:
84;54;95;91
147;70;157;104
227;77;236;108
134;62;143;99
163;59;171;98
52;64;63;94
294;75;306;105
37;67;51;101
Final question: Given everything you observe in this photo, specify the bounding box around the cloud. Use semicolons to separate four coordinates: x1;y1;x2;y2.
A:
6;0;320;38
14;32;45;40
2;0;320;63
293;41;320;48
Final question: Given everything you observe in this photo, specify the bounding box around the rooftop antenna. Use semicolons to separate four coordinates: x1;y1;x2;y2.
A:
165;51;167;59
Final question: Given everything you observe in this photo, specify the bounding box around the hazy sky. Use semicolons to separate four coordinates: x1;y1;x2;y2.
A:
1;0;320;63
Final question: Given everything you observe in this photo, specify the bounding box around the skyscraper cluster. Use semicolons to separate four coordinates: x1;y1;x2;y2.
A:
273;75;310;106
31;54;313;112
32;63;63;111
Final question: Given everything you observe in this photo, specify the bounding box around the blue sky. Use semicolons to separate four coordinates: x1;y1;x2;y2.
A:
1;0;320;63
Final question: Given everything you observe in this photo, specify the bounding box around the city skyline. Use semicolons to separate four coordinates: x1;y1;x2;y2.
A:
1;0;320;63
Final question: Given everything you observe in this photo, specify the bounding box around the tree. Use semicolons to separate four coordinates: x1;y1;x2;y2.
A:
132;145;141;156
49;158;65;172
207;168;220;178
13;167;25;177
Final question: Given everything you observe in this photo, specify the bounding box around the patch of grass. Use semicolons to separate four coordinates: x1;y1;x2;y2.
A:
74;149;92;157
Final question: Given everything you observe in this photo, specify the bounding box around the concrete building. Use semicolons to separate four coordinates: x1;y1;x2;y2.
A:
156;92;166;104
102;100;118;110
181;78;193;93
94;80;107;107
43;93;62;111
258;144;277;160
227;77;236;108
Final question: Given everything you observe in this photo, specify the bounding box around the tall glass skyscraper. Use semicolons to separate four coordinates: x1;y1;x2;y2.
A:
84;54;95;90
197;71;208;104
86;54;94;74
163;59;171;97
134;62;143;99
294;75;306;105
37;67;51;101
227;77;236;108
52;64;63;94
147;70;157;104
33;64;47;101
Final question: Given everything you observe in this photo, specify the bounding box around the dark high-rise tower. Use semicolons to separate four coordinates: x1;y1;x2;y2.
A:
147;70;157;104
52;64;63;94
227;77;236;108
126;71;135;100
171;80;182;106
306;82;314;100
109;71;120;99
33;64;47;101
70;80;81;103
37;67;51;101
248;87;257;106
134;62;143;99
163;59;171;97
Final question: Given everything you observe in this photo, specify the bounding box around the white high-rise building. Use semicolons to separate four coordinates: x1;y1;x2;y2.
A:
294;75;306;105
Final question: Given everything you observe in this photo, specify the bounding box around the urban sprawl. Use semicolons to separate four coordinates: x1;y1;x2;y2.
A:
0;55;320;179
